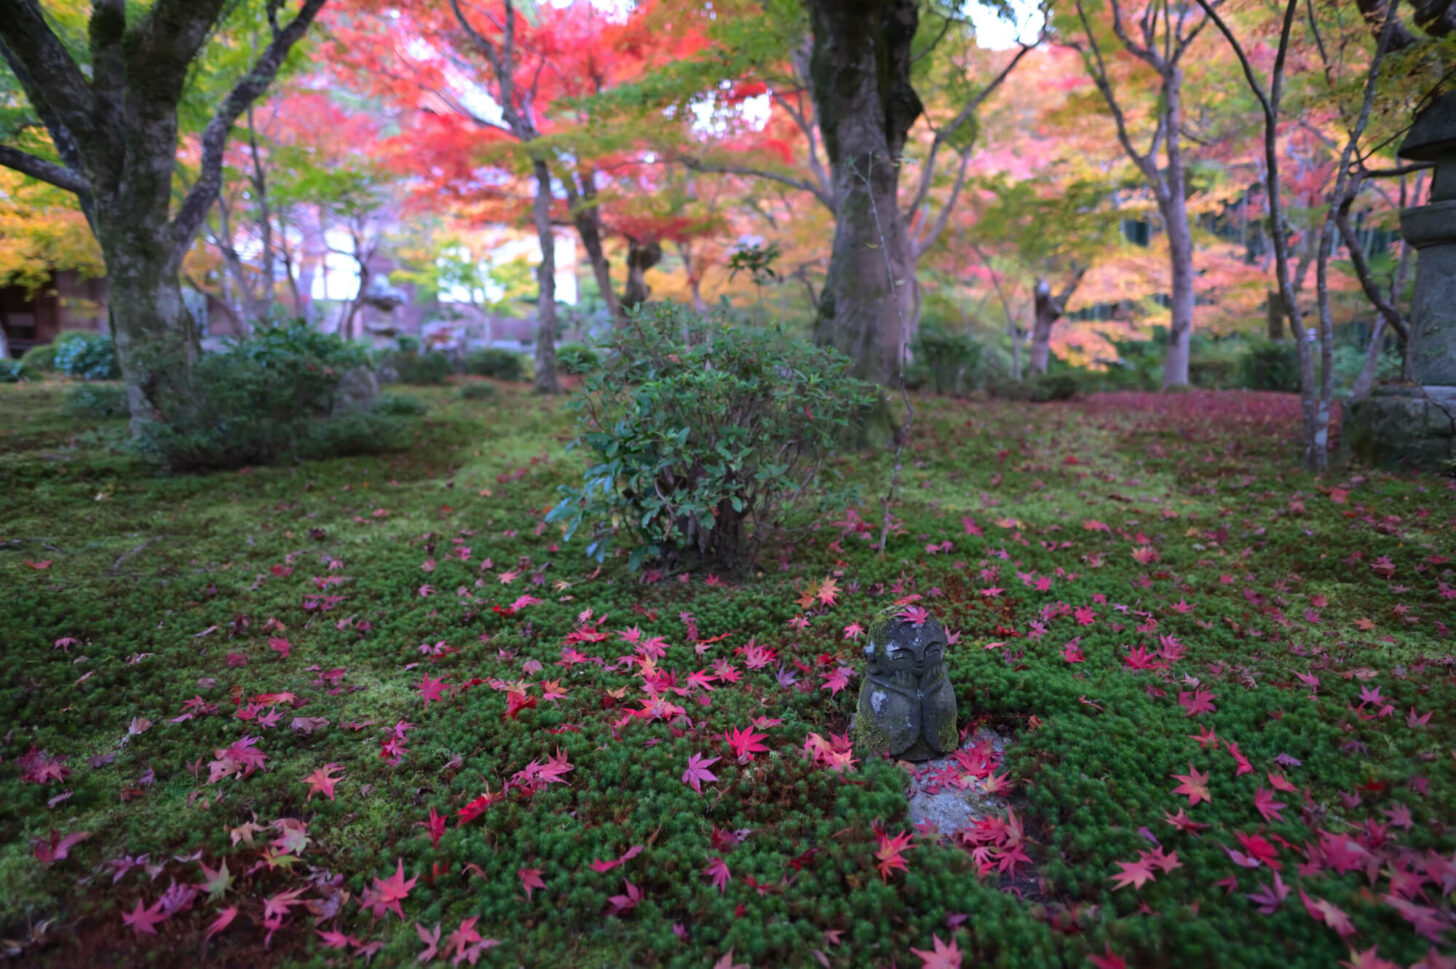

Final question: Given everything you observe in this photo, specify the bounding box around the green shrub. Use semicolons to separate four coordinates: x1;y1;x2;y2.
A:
547;302;875;571
988;372;1080;402
63;382;128;419
383;350;453;385
1331;342;1402;395
0;358;36;382
555;343;600;376
1237;340;1301;391
456;380;498;402
19;341;59;373
131;321;410;471
1103;331;1164;390
52;331;120;380
395;333;423;355
1188;357;1239;388
373;392;429;416
912;322;982;394
464;347;525;381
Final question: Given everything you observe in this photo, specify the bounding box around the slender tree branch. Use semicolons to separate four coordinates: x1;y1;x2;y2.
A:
0;143;88;195
1073;0;1156;175
1335;192;1409;341
680;154;835;211
904;40;1035;221
169;0;329;267
0;0;96;142
911;144;971;257
1360;161;1434;177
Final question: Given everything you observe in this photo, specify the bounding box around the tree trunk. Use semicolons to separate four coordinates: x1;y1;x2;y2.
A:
1029;270;1085;375
1162;193;1196;387
807;0;922;386
623;238;662;310
677;241;709;313
99;230;200;433
1350;316;1386;401
0;0;326;432
531;158;560;394
564;172;624;323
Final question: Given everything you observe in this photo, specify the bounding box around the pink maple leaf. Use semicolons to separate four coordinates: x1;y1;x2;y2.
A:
367;859;417;921
417;673;449;709
416;921;441;961
725;726;769;763
820;666;854;695
1301;890;1356;938
682;753;721;793
875;828;914;881
1109;855;1158;891
1246;872;1291;914
898;605;930;627
519;867;546;901
1178;689;1217;717
1253;788;1286;824
204;905;237;941
606;879;642;917
418;806;447;850
31;829;89;866
589;844;643;873
910;933;963;968
703;856;731;894
1088;944;1127;969
1171;763;1211;805
121;896;168;938
303;763;344;802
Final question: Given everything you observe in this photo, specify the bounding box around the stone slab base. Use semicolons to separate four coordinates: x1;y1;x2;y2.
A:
1344;384;1456;470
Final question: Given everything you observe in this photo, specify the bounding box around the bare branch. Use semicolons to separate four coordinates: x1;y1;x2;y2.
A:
681;154;835;211
1360;161;1434;177
904;40;1035;221
0;142;88;195
911;144;971;257
169;0;329;267
1073;0;1156;176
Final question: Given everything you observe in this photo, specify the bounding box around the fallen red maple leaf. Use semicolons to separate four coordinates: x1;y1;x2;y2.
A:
519;867;546;901
703;856;731;894
875;828;914;881
910;932;964;969
31;828;89;866
682;752;720;793
1171;763;1211;806
302;763;344;802
121;896;168;938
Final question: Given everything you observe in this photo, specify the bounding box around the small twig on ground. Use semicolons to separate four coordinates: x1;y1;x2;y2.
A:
108;538;157;576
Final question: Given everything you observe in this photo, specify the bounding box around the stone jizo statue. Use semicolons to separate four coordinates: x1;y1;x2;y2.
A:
852;605;958;762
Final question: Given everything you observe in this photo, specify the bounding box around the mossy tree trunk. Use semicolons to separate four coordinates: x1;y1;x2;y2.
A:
806;0;922;387
1029;270;1086;375
623;239;662;311
0;0;327;434
531;157;561;395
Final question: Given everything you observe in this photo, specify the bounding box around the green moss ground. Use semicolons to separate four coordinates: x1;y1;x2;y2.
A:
1;381;1453;968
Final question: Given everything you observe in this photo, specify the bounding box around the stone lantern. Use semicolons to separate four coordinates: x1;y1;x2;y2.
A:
1346;93;1456;468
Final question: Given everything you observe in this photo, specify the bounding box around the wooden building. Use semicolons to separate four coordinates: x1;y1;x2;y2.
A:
0;271;107;356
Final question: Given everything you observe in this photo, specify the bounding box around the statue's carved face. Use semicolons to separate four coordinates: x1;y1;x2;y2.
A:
866;616;948;679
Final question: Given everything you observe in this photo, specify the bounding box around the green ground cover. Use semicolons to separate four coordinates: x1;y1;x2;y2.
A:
1;380;1452;969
